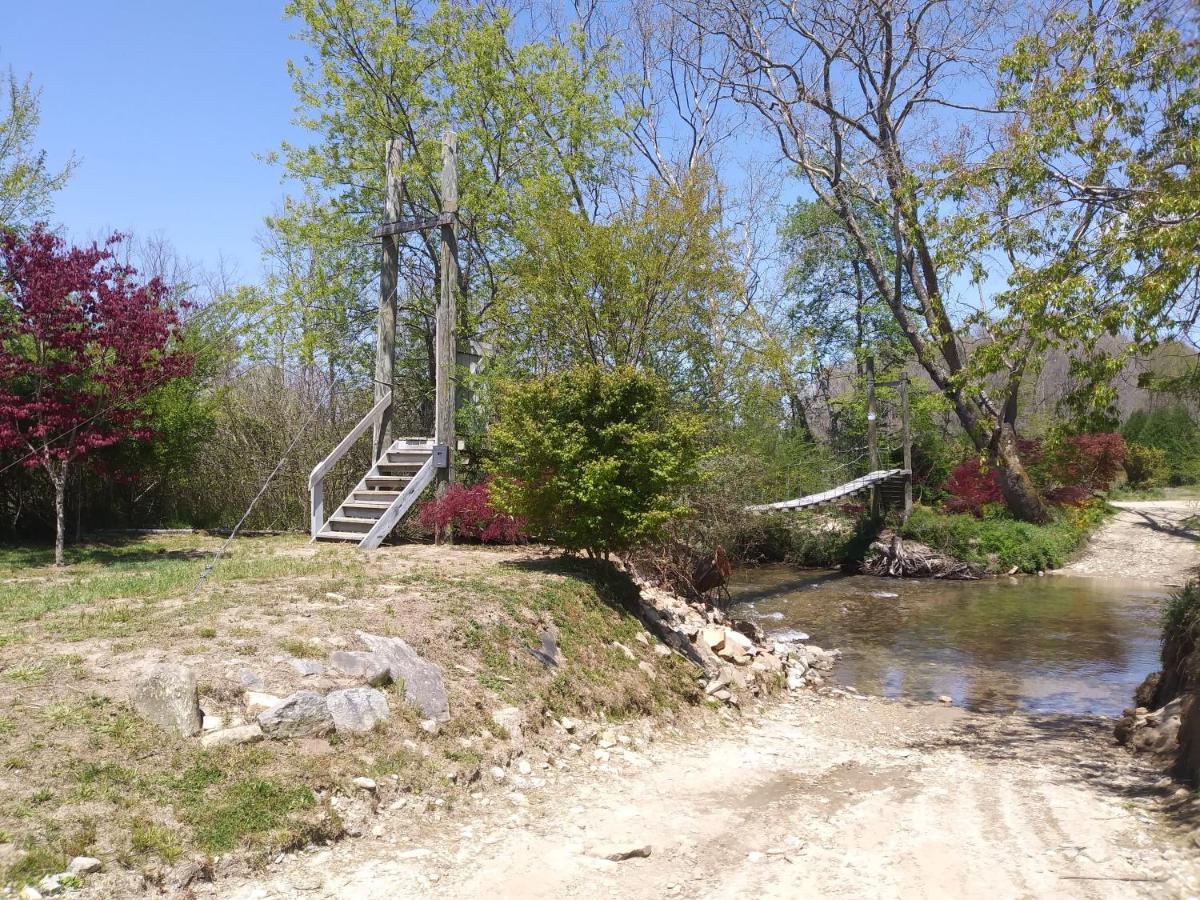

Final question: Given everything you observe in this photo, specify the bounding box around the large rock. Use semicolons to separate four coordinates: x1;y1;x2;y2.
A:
327;687;390;734
357;632;450;722
257;690;334;738
200;724;264;748
329;650;392;687
131;663;202;736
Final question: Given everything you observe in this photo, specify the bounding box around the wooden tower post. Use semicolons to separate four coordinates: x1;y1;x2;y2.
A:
373;139;402;460
866;355;880;520
434;130;458;543
900;372;913;519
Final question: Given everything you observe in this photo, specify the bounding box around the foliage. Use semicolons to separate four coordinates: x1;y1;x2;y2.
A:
417;477;528;543
510;171;743;402
993;0;1200;379
1163;581;1200;653
488;366;700;556
0;67;74;229
901;503;1109;574
945;433;1125;514
0;227;193;562
943;459;1004;516
1039;432;1126;494
1123;406;1200;485
268;0;628;424
1124;443;1168;489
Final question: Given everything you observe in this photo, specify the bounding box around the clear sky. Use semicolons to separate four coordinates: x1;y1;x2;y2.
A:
2;1;302;282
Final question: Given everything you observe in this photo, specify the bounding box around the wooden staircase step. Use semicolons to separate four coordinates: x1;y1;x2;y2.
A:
365;475;411;487
351;490;402;502
315;530;368;542
324;516;375;533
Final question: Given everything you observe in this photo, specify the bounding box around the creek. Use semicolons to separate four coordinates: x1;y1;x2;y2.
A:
729;566;1167;716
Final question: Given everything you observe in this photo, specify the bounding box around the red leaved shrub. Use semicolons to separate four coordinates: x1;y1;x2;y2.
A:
417;478;528;543
1043;432;1125;492
942;432;1126;516
943;459;1004;515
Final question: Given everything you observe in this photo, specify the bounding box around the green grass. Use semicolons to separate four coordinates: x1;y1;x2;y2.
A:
900;502;1110;573
0;536;707;888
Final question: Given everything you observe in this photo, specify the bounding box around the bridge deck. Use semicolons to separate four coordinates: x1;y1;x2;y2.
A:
746;469;911;513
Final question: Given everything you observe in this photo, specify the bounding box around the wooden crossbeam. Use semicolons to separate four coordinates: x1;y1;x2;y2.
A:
371;211;455;238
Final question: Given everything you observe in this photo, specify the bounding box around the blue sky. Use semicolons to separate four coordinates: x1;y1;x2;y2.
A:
2;1;302;282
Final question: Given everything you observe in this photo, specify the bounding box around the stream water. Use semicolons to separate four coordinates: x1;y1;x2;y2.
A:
728;567;1168;717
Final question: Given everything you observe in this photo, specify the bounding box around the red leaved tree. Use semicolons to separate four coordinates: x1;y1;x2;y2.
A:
0;226;193;564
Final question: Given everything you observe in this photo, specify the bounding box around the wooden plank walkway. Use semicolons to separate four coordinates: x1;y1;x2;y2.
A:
746;469;911;512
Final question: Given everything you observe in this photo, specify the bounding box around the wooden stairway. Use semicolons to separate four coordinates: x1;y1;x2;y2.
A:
314;438;437;548
309;391;441;550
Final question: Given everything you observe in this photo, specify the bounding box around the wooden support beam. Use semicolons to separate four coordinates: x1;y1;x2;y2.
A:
434;130;458;544
373;139;402;460
866;356;880;520
900;372;913;520
370;211;454;238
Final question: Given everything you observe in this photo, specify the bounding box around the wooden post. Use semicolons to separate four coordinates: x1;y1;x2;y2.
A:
373;139;402;461
434;130;458;544
866;355;880;520
900;372;913;520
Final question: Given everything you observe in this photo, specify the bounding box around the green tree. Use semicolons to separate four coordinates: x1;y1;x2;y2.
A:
0;67;74;229
509;171;743;404
488;366;701;556
267;0;627;423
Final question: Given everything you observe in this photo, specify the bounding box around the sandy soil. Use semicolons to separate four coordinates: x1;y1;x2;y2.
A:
1062;501;1199;585
206;694;1200;900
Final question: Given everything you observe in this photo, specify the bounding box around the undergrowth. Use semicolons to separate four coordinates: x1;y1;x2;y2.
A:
899;502;1110;573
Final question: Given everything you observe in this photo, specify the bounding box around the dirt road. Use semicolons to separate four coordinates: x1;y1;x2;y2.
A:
1063;501;1198;585
209;694;1200;900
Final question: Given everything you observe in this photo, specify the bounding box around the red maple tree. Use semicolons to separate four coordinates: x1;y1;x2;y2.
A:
0;226;193;564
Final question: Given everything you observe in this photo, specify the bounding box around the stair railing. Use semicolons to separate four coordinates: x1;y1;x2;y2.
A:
309;390;392;539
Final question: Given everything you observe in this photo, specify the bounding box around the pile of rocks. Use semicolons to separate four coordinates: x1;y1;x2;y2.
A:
630;580;838;705
18;855;101;898
130;632;451;746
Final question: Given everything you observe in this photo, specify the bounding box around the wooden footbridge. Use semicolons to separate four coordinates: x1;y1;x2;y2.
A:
747;360;914;521
746;468;912;513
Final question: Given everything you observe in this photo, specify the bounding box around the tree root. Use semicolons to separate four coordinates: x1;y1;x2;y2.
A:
862;531;983;580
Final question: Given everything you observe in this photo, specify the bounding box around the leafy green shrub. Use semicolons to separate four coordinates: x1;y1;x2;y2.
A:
1124;442;1168;488
488;366;701;557
901;502;1108;573
1123;406;1200;485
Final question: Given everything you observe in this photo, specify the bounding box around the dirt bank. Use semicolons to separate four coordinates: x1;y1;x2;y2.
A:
203;693;1200;900
1062;501;1199;585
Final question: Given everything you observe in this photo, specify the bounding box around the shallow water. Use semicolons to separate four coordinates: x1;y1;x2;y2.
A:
728;567;1169;717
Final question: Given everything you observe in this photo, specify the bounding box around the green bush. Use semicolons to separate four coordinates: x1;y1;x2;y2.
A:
900;503;1108;573
1123;406;1200;485
1124;442;1168;489
488;366;701;557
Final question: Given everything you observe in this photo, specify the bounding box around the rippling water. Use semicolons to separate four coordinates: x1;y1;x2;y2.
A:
728;567;1168;717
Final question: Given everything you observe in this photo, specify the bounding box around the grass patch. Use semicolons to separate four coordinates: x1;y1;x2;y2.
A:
279;637;323;659
900;502;1110;573
188;778;315;852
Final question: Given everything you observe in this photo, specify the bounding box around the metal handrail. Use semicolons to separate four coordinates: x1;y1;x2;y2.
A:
309;390;392;538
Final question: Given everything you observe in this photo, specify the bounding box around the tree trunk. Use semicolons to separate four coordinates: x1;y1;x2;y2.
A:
52;460;68;567
993;426;1050;525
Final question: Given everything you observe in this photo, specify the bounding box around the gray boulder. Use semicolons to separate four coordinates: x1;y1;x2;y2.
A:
200;724;264;748
289;659;325;677
357;632;450;722
131;663;202;736
257;690;333;738
327;687;390;734
329;650;391;687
